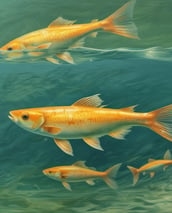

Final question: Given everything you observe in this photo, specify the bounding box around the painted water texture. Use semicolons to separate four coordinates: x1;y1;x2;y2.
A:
0;0;172;212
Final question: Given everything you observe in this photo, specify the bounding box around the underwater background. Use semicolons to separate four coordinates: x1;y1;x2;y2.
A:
0;0;172;212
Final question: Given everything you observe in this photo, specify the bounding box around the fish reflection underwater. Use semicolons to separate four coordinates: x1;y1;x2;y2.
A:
0;0;138;64
127;150;172;185
9;94;172;156
43;161;121;191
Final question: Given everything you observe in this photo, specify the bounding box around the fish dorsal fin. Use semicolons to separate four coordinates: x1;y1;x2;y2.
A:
72;94;103;107
72;161;88;168
91;19;98;23
48;17;76;27
148;158;156;163
120;105;138;112
164;149;171;160
109;126;132;140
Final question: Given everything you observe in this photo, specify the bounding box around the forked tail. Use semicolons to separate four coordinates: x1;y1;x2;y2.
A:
101;0;139;39
127;166;139;185
147;104;172;141
103;163;121;189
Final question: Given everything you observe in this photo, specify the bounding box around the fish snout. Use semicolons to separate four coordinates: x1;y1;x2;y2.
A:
42;169;46;175
42;169;49;175
8;111;18;122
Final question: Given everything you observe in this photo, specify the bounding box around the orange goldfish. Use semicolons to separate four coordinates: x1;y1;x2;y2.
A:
127;150;172;185
43;161;121;190
0;0;138;64
8;94;172;156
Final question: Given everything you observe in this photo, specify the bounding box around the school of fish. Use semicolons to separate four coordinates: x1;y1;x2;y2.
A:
1;0;172;191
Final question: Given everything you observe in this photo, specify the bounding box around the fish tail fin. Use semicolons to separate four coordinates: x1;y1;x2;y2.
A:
127;166;139;185
101;0;139;39
103;163;121;189
147;104;172;142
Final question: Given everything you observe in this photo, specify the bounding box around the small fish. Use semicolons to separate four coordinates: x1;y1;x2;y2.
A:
43;161;121;190
0;0;138;64
8;94;172;156
127;150;172;185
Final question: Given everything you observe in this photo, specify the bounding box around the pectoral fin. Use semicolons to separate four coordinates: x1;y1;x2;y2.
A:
83;137;103;151
62;182;72;191
163;165;168;171
148;158;156;163
150;172;155;178
109;126;132;140
46;57;60;64
43;126;61;135
54;139;73;156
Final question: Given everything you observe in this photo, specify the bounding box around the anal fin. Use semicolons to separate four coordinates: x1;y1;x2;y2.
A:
86;179;95;186
54;139;73;156
56;52;74;64
89;32;98;38
163;165;169;171
109;126;132;140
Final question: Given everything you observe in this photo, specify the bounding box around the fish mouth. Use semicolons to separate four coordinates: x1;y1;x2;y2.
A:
42;170;47;175
8;112;18;122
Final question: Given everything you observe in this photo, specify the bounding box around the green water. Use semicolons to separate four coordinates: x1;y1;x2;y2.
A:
0;0;172;212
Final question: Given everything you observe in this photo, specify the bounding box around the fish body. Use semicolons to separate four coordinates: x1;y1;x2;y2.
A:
0;0;138;63
9;94;172;156
127;150;172;185
43;161;121;190
11;105;147;139
138;160;172;172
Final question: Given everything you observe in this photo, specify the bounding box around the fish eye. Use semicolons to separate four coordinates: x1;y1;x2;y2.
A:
21;114;29;120
7;47;13;51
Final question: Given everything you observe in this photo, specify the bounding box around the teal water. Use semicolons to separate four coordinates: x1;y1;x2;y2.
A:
0;0;172;212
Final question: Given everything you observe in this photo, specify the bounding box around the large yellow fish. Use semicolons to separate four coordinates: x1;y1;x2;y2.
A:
8;94;172;156
127;150;172;185
0;0;138;64
43;161;121;190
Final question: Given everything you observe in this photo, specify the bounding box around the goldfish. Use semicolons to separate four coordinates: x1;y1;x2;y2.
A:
43;161;121;190
0;0;138;64
127;150;172;185
8;94;172;156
